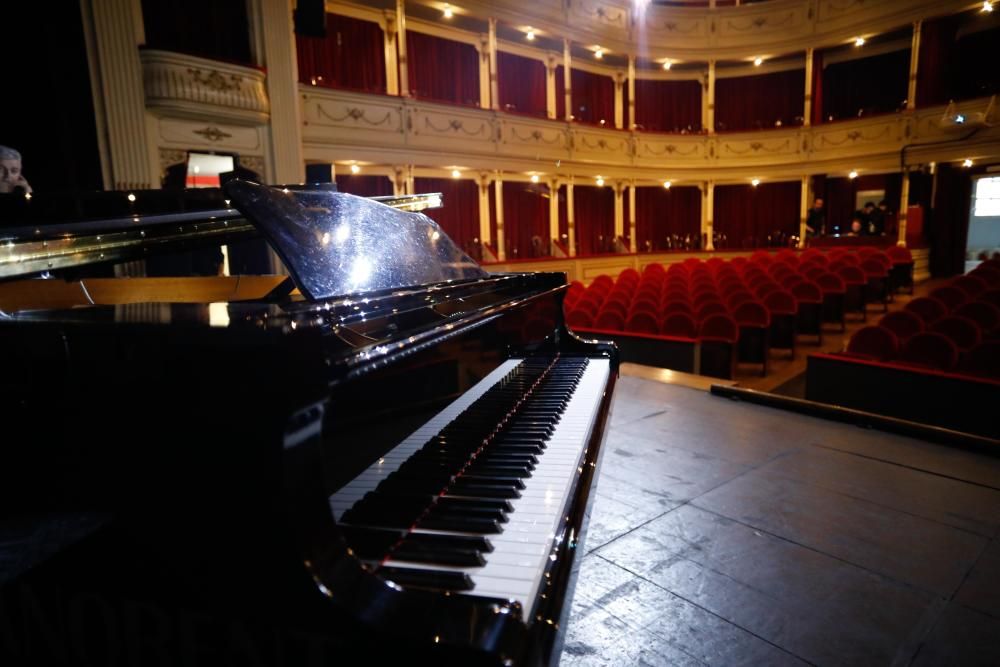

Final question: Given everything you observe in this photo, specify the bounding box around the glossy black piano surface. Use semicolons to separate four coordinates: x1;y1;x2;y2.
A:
0;183;618;666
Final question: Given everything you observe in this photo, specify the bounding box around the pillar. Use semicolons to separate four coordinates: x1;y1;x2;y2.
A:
396;0;409;97
614;72;624;129
548;178;560;245
383;10;399;95
799;176;810;248
563;39;573;122
260;0;305;184
703;182;715;251
478;172;492;247
545;55;558;119
803;47;813;127
627;56;636;131
567;180;576;256
393;166;406;196
487;19;499;110
907;20;921;111
405;164;415;194
898;173;910;247
705;60;716;135
613;181;625;239
478;35;491;109
494;175;505;261
628;181;637;253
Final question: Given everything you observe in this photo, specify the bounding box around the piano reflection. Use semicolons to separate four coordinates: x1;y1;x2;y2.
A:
0;182;617;666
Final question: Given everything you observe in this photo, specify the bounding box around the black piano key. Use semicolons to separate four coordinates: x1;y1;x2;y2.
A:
392;544;485;567
378;567;474;592
338;525;404;558
436;496;513;512
460;475;526;489
404;532;493;553
419;515;503;533
449;482;522;499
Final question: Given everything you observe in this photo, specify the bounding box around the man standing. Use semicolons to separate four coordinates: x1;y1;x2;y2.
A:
0;146;31;194
805;197;825;238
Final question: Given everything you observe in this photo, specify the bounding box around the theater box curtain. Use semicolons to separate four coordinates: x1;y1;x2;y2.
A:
714;182;800;248
414;178;481;256
634;186;701;251
296;13;386;93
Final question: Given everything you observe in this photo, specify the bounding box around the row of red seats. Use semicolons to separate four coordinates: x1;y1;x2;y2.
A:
843;260;1000;376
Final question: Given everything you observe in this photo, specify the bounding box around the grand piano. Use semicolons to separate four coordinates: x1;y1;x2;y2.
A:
0;182;618;666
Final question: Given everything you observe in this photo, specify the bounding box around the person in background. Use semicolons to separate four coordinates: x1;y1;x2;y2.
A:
861;202;877;235
867;200;886;236
847;215;865;237
805;197;825;238
0;145;31;194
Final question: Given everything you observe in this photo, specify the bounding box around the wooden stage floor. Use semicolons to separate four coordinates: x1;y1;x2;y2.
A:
559;371;1000;666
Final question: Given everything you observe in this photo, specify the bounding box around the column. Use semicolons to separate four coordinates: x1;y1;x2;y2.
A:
405;164;415;194
545;55;558;119
393;166;406;196
548;178;560;246
627;56;636;130
83;0;156;190
613;181;625;239
383;10;400;95
803;48;813;127
478;35;491;109
907;21;921;111
614;72;624;129
261;0;305;184
563;39;573;122
478;172;492;247
898;173;910;247
396;0;409;97
488;18;500;111
494;175;505;261
705;60;716;135
566;179;576;256
628;181;637;253
799;176;810;248
703;182;715;251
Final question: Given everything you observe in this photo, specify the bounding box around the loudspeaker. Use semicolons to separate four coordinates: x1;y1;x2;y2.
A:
294;0;326;38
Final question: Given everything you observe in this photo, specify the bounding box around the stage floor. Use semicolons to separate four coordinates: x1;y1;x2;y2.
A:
561;374;1000;666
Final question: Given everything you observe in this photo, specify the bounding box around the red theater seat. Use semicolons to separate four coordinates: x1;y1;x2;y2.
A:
594;310;625;331
697;301;729;321
764;290;798;357
662;301;694;317
625;311;659;335
660;312;698;338
815;272;847;332
898;332;959;372
837;265;868;321
930;316;982;352
861;259;890;312
734;301;771;375
980;289;1000;308
792;281;824;344
566;309;594;329
952;275;988;298
954;301;1000;334
698;314;740;380
878;311;924;343
960;341;1000;379
846;326;899;361
887;246;914;294
904;297;948;325
928;286;967;313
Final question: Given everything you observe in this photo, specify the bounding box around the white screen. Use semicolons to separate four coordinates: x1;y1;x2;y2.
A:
974;176;1000;217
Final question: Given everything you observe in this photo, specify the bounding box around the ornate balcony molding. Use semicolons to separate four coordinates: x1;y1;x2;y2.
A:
300;86;1000;182
140;49;269;125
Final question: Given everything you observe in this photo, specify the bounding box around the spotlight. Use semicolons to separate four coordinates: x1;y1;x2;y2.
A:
963;158;974;168
854;37;865;47
663;180;672;189
350;164;361;174
848;170;858;179
983;1;993;12
662;61;672;70
443;4;453;18
751;178;760;187
955;114;966;124
530;174;540;183
127;193;136;202
526;29;535;41
753;57;763;66
594;48;603;60
451;169;461;178
595;177;605;187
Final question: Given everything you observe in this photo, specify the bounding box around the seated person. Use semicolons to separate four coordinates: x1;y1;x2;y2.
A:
846;216;864;237
867;200;886;235
0;145;31;194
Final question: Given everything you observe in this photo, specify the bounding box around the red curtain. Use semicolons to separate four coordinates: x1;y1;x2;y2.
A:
142;0;252;64
296;14;386;93
498;51;547;117
334;174;392;197
573;186;615;255
821;49;910;121
555;66;566;119
917;16;958;108
811;50;824;125
633;79;702;133
715;69;805;132
819;173;902;235
953;26;1000;101
929;164;973;278
414;177;480;255
713;182;801;248
502;181;551;259
634;186;701;251
570;69;615;127
407;31;480;106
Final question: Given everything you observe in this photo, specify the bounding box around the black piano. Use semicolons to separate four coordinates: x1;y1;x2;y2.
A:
0;182;618;666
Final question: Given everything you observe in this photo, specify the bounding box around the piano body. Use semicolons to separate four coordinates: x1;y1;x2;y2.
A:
0;183;618;666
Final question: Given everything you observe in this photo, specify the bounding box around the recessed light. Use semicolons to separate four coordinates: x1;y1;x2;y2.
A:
751;178;760;187
594;48;603;60
848;170;858;179
854;37;865;47
526;29;535;41
530;174;540;183
451;169;461;178
663;180;672;189
350;164;360;174
595;177;605;187
443;4;453;19
753;57;763;66
662;61;672;71
963;158;974;168
982;1;993;13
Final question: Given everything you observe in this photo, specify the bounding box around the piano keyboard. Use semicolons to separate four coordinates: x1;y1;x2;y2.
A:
328;355;610;615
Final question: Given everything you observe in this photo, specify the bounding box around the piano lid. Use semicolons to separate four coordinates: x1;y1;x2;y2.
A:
224;180;487;302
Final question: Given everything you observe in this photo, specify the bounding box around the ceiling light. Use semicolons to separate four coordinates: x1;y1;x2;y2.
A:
530;174;540;183
662;61;672;71
955;114;966;124
596;177;605;187
350;164;360;174
451;169;461;178
751;178;760;187
753;57;763;66
848;170;858;179
854;37;865;47
982;1;993;12
443;4;453;18
526;29;535;41
963;158;974;168
594;48;603;60
127;193;136;202
663;180;672;189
